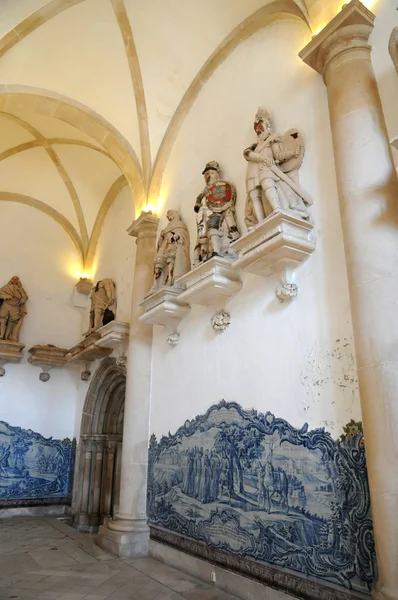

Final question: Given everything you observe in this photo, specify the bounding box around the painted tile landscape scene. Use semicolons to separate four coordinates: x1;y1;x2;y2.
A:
0;421;73;501
148;401;376;594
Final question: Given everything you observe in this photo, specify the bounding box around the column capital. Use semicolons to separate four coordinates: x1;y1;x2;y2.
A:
299;0;374;78
127;211;159;240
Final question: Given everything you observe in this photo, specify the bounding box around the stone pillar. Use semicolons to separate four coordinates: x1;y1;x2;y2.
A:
300;2;398;599
97;211;159;558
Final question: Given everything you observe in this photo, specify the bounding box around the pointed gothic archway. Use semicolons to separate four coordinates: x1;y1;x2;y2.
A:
71;357;125;532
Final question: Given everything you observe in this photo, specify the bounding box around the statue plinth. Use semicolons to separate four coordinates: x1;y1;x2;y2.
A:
177;256;242;308
232;210;315;300
28;345;69;382
0;339;25;376
139;287;190;345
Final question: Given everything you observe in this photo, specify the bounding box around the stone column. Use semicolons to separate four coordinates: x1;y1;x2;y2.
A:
300;2;398;599
97;211;159;558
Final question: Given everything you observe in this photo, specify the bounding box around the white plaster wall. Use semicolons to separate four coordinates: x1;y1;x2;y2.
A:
72;185;136;439
89;185;136;325
0;203;82;440
150;19;360;441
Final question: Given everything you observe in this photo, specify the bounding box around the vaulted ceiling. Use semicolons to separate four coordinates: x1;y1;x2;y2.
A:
0;0;364;273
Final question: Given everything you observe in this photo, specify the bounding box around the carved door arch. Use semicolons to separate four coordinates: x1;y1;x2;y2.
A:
71;357;125;532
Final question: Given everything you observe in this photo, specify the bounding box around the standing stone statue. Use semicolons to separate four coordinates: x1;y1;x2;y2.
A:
194;161;240;265
149;209;190;293
0;276;28;342
244;108;312;227
89;279;116;332
389;27;398;74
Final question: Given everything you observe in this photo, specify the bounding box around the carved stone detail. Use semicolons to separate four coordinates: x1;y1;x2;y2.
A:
167;332;180;346
275;282;299;302
81;369;91;382
211;310;231;332
389;27;398;74
140;288;190;345
0;276;28;342
39;371;51;383
193;161;240;264
147;210;190;295
244;108;312;227
116;355;127;368
88;279;116;334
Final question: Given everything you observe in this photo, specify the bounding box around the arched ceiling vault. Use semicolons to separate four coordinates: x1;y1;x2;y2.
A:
0;0;313;274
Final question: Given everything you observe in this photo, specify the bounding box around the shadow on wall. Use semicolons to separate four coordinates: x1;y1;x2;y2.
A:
148;401;376;595
0;421;74;505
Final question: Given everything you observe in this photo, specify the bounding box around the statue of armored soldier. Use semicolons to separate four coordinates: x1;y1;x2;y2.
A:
194;161;240;265
0;276;28;342
89;278;116;332
244;108;312;227
148;209;191;294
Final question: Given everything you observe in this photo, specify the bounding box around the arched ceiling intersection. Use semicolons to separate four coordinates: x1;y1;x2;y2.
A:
0;0;312;272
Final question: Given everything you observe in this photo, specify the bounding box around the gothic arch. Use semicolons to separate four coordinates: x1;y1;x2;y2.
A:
72;357;126;532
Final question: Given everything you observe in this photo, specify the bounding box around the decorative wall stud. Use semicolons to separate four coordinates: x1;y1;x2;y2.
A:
88;279;116;334
211;310;231;332
39;369;51;383
243;108;312;227
116;354;127;368
81;366;91;381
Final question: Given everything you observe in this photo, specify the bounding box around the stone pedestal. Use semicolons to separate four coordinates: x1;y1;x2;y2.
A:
139;287;190;345
28;345;69;381
232;210;315;300
96;211;159;558
0;339;24;376
177;256;242;307
301;3;398;598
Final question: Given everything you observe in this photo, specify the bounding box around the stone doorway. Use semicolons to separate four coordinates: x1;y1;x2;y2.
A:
71;357;125;532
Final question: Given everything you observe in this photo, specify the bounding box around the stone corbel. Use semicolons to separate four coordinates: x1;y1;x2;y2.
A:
28;345;69;382
232;210;315;301
95;321;129;359
139;288;191;346
67;321;129;378
177;256;242;332
0;340;25;376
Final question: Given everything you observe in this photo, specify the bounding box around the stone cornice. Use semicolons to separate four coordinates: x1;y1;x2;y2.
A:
127;210;159;239
299;0;375;76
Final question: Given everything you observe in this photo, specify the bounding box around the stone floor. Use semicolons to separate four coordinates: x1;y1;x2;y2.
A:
0;517;238;600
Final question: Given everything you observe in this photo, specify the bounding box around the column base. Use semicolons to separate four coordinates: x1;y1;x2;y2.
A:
96;521;149;559
372;584;398;600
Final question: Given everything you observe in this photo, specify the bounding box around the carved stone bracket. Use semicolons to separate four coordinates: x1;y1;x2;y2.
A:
139;288;191;346
75;278;93;295
28;345;69;382
177;256;242;308
232;210;315;300
0;340;25;376
95;320;129;362
67;321;129;379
